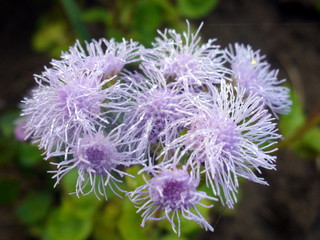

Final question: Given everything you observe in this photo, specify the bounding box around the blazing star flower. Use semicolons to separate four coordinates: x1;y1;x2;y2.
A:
60;38;141;79
224;43;291;116
21;63;121;156
127;165;216;236
163;81;280;208
50;127;140;199
143;21;227;92
119;64;196;159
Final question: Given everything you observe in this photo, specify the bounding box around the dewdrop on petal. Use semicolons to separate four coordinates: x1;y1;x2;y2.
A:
224;43;291;116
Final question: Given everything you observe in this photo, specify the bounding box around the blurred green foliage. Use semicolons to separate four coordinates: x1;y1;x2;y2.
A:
32;0;220;57
279;88;320;158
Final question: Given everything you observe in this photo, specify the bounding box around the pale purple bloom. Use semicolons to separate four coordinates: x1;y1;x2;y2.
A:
143;22;227;92
119;65;196;159
60;38;141;79
50;127;139;199
127;165;216;236
224;43;291;116
21;63;120;156
163;81;280;208
17;20;291;235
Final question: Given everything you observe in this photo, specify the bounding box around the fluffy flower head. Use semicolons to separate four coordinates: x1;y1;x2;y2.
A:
165;81;280;207
120;65;195;157
61;38;141;78
143;22;227;91
51;128;136;199
224;43;291;116
128;165;215;236
21;63;117;155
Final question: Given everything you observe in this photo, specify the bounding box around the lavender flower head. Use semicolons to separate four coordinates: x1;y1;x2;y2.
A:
51;127;137;199
143;22;227;91
21;63;119;156
16;21;292;236
60;38;141;79
164;81;280;208
224;43;291;116
119;65;195;158
128;165;216;236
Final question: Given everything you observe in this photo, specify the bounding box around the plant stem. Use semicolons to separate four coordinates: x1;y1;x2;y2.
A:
277;105;320;150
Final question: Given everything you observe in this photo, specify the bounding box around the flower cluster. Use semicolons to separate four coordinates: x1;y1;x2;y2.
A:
18;22;291;235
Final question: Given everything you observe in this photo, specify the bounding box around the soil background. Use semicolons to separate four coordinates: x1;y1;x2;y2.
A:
0;0;319;239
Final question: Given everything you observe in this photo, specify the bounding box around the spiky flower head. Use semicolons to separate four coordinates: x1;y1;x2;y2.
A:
60;38;141;79
143;22;227;92
21;63;119;156
224;43;291;116
127;165;216;236
51;128;138;199
119;64;196;158
164;81;280;208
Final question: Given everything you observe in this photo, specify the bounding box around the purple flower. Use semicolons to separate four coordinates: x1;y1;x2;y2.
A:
127;165;215;236
21;63;119;156
50;127;139;199
224;43;291;116
119;65;196;159
143;21;227;92
164;81;280;208
60;38;141;79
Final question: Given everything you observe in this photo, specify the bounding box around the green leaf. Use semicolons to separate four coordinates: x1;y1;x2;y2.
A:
17;142;42;167
61;168;79;193
16;191;52;225
0;110;19;138
93;200;121;240
301;128;320;153
279;89;305;138
45;206;91;240
125;165;145;191
107;27;124;42
279;88;320;157
45;193;100;240
0;138;15;165
131;0;163;46
292;127;320;158
316;0;320;12
0;180;19;205
118;197;154;240
64;193;101;218
159;233;188;240
59;0;91;41
32;21;71;57
177;0;219;19
82;7;109;23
